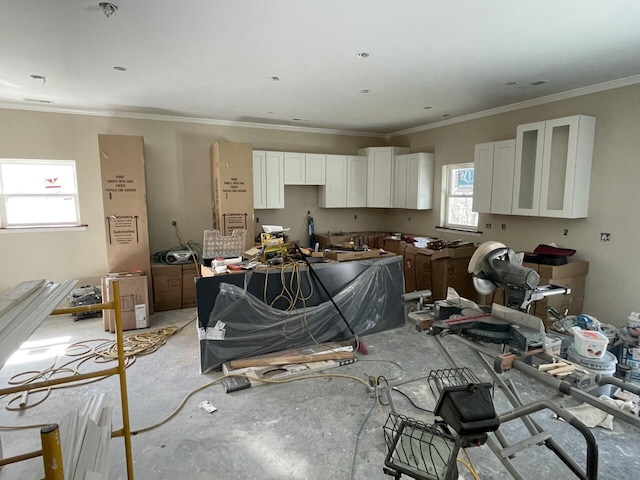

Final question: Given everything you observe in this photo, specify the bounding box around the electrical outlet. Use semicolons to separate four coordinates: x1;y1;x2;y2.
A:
501;224;507;230
485;223;491;229
256;217;259;223
563;228;569;236
172;220;177;226
600;232;611;241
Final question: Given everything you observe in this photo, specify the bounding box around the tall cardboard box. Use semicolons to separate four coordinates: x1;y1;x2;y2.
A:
430;244;477;302
151;263;182;312
211;142;255;250
98;135;152;308
101;273;150;332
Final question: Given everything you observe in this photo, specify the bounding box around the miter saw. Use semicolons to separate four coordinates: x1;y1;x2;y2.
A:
431;242;572;352
468;241;570;312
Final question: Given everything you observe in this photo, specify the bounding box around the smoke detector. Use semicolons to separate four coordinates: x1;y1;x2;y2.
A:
99;2;118;18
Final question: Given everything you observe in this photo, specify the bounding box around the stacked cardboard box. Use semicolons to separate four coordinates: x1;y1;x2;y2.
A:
101;272;150;332
524;260;589;326
151;262;199;311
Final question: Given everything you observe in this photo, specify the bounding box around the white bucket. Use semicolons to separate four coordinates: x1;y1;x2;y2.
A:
567;346;617;396
628;312;640;328
572;329;608;359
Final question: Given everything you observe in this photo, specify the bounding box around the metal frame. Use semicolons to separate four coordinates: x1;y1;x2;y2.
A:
0;281;135;480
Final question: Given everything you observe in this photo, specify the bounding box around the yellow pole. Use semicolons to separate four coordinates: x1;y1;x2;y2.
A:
113;281;135;479
40;424;64;480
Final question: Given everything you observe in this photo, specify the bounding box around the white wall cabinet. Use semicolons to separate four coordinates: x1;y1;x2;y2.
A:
253;150;285;209
359;146;410;208
284;152;326;185
512;115;595;218
318;155;367;208
393;153;434;209
473;140;516;215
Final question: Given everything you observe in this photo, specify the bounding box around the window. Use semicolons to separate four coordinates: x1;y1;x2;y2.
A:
442;163;478;230
0;159;81;228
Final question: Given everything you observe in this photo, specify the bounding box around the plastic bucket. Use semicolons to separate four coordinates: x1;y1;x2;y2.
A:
567;346;617;396
628;312;640;329
623;346;640;380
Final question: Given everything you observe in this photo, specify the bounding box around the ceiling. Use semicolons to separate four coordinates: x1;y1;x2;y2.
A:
2;0;640;136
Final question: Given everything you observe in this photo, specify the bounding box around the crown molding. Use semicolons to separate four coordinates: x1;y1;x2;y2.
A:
0;102;386;139
388;74;640;137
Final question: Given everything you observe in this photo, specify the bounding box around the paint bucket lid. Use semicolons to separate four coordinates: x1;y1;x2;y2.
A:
567;346;617;371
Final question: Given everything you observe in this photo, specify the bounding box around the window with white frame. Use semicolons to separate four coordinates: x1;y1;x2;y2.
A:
0;159;81;228
442;163;478;230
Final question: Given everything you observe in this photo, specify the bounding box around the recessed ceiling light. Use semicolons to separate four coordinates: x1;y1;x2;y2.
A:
356;52;370;58
30;74;46;84
23;98;53;104
504;81;517;86
99;2;118;18
270;76;280;81
113;66;127;71
442;114;450;117
423;106;432;110
360;89;370;94
530;80;547;86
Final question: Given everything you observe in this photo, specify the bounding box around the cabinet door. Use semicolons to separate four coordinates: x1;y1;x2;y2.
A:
284;152;305;185
393;154;409;208
513;121;546;215
265;151;285;208
252;151;267;209
491;140;516;214
305;153;326;185
472;143;494;214
413;153;434;210
365;148;394;207
539;115;595;218
346;156;367;207
319;155;347;207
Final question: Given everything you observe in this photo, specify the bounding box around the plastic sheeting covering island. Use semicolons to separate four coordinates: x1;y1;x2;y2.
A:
198;255;404;373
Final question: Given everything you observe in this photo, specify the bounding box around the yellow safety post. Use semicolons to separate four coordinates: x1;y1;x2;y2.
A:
112;280;135;479
40;424;64;480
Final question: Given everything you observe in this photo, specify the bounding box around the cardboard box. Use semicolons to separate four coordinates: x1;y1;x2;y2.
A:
151;263;182;312
383;237;402;254
415;248;435;292
403;245;420;293
430;244;477;302
211;142;254;251
324;249;381;262
182;263;198;308
526;260;589;326
101;273;150;332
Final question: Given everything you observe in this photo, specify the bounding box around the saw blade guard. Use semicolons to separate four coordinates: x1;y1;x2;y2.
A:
468;241;540;295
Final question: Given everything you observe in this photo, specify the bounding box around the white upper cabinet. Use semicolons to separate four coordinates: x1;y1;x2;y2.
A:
393;153;434;209
512;115;595;218
253;150;285;209
473;140;516;215
359;146;410;208
284;152;326;185
318;155;367;208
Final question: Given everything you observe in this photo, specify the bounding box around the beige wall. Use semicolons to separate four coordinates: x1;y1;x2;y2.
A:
0;109;388;292
392;84;640;326
1;83;638;325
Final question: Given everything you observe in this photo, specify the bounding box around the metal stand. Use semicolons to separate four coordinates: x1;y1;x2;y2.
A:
427;332;640;480
0;281;135;479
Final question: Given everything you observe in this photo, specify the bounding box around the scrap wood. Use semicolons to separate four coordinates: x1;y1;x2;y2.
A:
547;364;576;376
229;351;354;369
538;362;568;372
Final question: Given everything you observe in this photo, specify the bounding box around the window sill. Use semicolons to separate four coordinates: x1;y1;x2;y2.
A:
435;226;482;236
0;225;88;234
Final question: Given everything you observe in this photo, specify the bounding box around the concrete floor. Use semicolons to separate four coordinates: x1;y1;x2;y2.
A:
1;307;639;480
